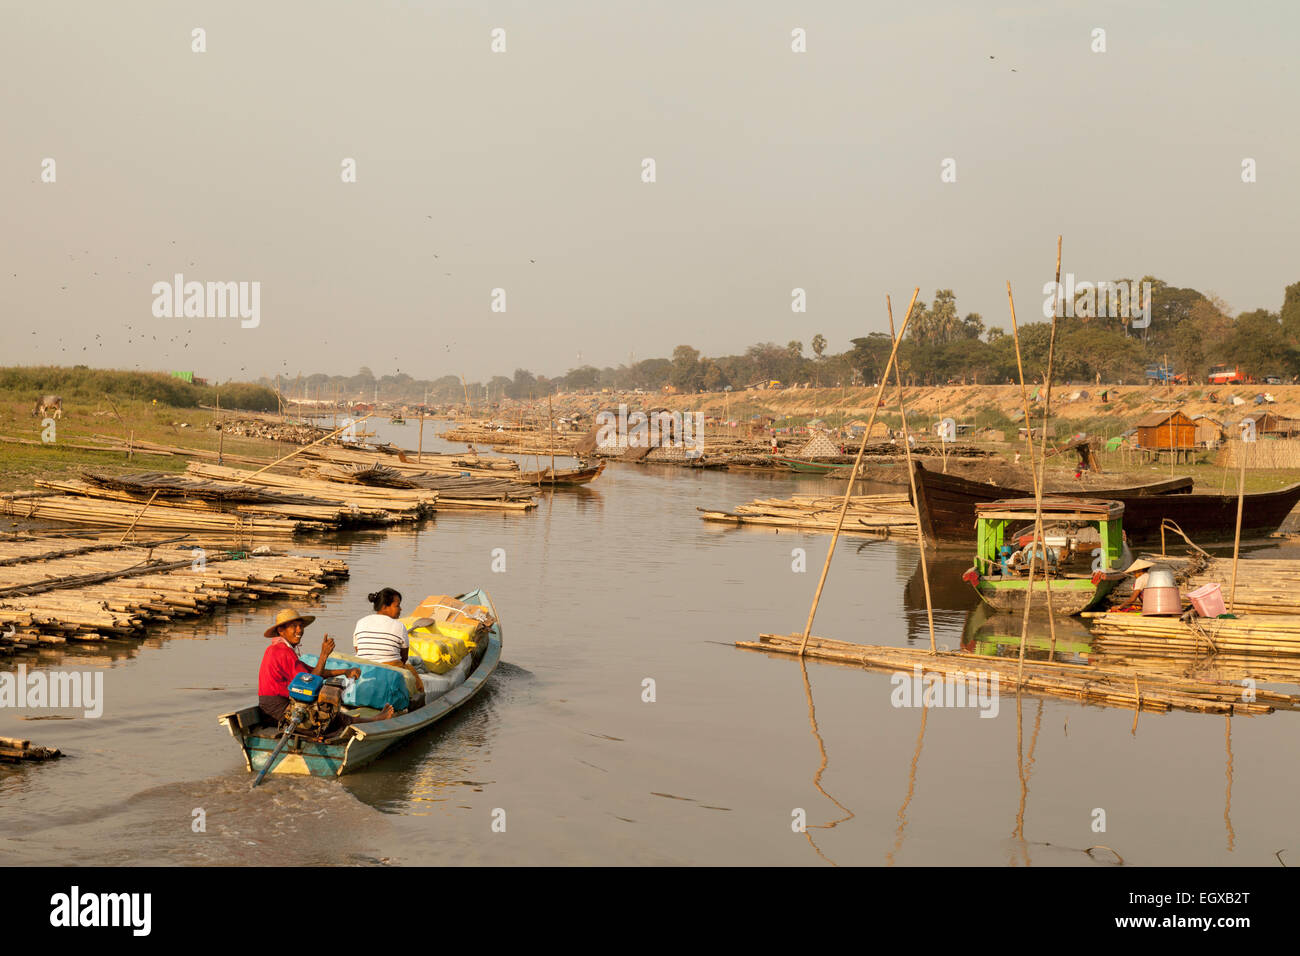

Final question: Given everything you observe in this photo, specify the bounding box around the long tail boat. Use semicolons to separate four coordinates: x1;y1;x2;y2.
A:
773;455;855;475
516;459;606;486
961;498;1127;615
913;461;1300;545
219;588;501;779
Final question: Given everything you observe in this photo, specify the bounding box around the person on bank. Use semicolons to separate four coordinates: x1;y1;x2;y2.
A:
354;588;426;706
258;608;394;727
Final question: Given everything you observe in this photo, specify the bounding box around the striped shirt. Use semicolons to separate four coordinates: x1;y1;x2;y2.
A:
352;613;409;664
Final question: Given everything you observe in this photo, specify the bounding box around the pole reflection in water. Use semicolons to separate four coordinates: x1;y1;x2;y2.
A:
1011;694;1044;867
1224;714;1235;853
798;659;854;865
885;697;928;866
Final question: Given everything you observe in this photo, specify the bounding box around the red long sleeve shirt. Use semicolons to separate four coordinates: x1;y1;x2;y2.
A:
258;640;312;697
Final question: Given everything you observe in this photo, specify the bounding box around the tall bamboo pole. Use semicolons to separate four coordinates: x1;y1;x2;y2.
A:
417;410;425;464
1006;282;1057;681
1229;439;1247;611
888;299;937;654
799;289;919;655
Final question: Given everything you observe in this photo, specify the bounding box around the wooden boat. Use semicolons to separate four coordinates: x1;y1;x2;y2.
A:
912;461;1197;545
773;455;855;475
218;588;501;779
516;459;606;486
390;416;406;425
961;498;1127;615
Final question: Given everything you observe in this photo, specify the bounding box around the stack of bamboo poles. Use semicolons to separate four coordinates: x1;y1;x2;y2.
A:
698;493;916;536
190;462;532;512
1182;558;1300;615
32;478;397;528
739;633;1297;715
0;536;348;645
1087;612;1300;659
301;444;520;476
185;463;441;516
2;490;323;536
0;736;62;763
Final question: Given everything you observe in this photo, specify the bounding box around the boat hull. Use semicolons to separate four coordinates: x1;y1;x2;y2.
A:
220;588;501;779
967;572;1121;615
912;462;1212;545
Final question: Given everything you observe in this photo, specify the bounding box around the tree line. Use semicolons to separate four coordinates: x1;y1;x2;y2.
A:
270;277;1300;403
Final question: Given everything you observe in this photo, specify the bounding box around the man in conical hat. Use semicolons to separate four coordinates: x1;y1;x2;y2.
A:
258;608;393;726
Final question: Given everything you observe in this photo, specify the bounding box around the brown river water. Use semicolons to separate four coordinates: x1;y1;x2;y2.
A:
2;423;1298;866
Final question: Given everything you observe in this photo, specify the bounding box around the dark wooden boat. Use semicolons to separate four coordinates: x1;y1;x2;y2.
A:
912;461;1190;545
516;460;606;486
913;461;1300;545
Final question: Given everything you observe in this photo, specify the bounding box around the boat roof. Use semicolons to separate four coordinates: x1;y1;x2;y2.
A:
975;497;1124;520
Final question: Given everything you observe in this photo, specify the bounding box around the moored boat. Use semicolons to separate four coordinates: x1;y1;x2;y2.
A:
516;459;606;486
912;461;1205;545
773;455;855;475
961;498;1127;615
219;588;501;779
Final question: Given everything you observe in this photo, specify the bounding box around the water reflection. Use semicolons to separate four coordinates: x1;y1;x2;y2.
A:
798;660;853;865
885;701;928;866
960;604;1094;665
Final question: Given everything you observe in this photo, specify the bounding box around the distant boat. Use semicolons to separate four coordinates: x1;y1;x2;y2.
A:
390;416;406;425
773;455;854;475
516;460;606;486
961;497;1127;615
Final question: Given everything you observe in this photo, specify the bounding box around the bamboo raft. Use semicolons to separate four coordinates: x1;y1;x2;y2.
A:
0;736;62;763
698;493;917;536
185;463;441;515
0;535;348;647
738;633;1299;715
32;476;399;528
188;462;534;512
2;490;324;536
1086;611;1300;660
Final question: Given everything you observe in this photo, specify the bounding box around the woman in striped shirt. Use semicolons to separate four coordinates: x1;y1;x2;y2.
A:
353;588;425;707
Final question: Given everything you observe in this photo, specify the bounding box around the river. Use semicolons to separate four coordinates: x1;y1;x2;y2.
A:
2;421;1297;865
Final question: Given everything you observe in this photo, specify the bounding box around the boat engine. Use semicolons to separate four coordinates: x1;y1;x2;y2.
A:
284;673;346;738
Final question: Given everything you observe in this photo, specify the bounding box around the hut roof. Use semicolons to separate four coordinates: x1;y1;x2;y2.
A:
1135;410;1189;428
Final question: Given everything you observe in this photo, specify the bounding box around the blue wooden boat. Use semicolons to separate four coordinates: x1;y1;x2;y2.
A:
219;589;502;779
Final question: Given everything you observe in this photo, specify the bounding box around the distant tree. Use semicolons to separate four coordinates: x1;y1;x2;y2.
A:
669;345;703;391
811;334;827;359
1281;281;1300;343
959;312;985;340
508;368;537;399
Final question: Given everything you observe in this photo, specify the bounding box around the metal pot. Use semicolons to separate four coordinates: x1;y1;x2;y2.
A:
1145;566;1177;590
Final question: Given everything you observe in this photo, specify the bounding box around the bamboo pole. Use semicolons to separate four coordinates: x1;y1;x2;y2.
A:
233;413;374;483
887;299;936;654
799;289;919;655
418;411;424;464
1229;440;1248;612
1006;281;1057;682
117;490;161;544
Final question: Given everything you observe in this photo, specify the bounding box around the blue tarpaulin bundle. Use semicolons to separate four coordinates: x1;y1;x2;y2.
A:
299;652;410;710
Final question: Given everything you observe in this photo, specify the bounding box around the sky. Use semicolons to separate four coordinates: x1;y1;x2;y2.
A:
2;0;1297;384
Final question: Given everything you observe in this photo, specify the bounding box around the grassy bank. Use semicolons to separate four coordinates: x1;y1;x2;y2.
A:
0;366;289;492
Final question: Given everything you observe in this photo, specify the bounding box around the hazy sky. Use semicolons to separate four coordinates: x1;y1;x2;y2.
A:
2;0;1297;384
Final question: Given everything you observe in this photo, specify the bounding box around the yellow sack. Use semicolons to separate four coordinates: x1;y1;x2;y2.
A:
434;618;480;648
407;627;467;676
